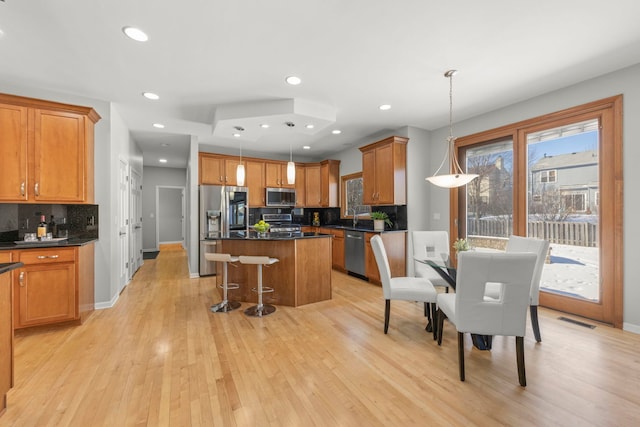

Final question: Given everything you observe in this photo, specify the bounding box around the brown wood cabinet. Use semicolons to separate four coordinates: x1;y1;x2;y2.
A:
0;255;13;416
12;244;95;329
364;231;406;285
0;94;100;203
304;164;322;206
360;136;408;205
199;153;242;186
265;161;295;188
245;160;265;207
319;227;345;271
320;160;340;207
294;164;306;207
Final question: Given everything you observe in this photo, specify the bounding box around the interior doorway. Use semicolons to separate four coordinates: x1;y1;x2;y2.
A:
156;186;185;247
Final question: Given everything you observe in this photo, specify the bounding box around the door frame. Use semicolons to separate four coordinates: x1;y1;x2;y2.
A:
450;95;623;327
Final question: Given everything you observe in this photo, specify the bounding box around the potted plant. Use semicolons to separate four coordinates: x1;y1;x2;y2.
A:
371;211;392;231
453;238;470;257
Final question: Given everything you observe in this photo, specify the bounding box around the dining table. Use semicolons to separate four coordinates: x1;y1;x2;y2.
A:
414;255;493;350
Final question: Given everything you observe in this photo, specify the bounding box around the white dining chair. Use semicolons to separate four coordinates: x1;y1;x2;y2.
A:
411;231;451;290
436;251;537;386
371;235;438;338
484;236;550;342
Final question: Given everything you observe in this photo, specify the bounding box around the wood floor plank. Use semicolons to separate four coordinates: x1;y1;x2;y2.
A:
3;246;640;426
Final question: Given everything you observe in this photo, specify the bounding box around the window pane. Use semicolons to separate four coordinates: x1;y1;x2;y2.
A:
465;138;514;249
526;118;600;302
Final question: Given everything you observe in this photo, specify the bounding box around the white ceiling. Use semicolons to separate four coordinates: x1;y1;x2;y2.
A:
2;1;640;168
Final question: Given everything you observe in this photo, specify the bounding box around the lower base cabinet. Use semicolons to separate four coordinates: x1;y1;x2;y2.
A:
319;227;345;271
12;244;94;329
365;232;406;285
1;268;12;416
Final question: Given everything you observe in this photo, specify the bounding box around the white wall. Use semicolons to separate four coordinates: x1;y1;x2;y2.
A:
187;136;199;277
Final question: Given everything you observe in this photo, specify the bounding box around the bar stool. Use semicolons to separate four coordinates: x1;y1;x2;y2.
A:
205;253;241;313
239;255;279;317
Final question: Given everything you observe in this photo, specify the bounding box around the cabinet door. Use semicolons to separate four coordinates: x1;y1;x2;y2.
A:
364;233;380;283
265;162;282;187
305;165;321;206
33;109;87;202
15;262;76;328
0;103;29;201
333;236;345;270
373;144;395;204
200;155;225;184
225;158;241;186
245;160;265;207
362;149;377;204
294;165;306;207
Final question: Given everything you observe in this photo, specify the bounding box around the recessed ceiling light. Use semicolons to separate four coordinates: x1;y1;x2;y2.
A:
153;123;165;129
159;158;168;163
332;129;342;135
305;124;314;129
233;133;241;138
260;124;270;128
379;104;391;111
285;76;302;85
142;92;159;100
123;26;149;42
303;146;311;150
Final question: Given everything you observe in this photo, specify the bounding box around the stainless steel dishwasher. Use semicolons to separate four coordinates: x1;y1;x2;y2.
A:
345;230;365;276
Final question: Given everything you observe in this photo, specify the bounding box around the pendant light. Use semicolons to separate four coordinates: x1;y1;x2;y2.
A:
236;144;245;186
287;143;295;185
285;122;296;185
426;70;478;188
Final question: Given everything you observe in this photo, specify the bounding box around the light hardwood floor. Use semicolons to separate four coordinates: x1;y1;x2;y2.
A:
4;246;640;426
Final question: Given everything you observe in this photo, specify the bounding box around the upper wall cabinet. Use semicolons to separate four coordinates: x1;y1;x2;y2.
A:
359;136;408;205
265;161;295;189
199;153;243;186
0;94;100;203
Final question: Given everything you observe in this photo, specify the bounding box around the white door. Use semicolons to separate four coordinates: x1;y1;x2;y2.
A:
130;168;143;274
118;158;129;293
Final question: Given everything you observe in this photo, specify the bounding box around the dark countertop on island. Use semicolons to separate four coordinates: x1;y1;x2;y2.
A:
0;262;24;275
206;231;331;241
0;238;98;251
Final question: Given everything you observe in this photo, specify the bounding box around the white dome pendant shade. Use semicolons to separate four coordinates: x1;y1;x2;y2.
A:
236;145;245;186
426;70;478;188
287;143;295;185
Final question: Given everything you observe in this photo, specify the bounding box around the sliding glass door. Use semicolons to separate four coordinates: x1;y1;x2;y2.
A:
451;96;623;326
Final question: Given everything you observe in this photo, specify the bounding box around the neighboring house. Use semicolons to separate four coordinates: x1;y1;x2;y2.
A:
530;150;599;214
467;155;513;219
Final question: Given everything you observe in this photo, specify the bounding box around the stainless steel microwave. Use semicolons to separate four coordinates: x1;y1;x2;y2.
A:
265;187;296;206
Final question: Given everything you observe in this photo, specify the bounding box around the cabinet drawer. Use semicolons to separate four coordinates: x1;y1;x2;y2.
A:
17;248;76;264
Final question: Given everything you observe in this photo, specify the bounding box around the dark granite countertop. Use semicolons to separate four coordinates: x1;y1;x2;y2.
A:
310;225;407;233
0;262;24;274
205;231;332;241
0;238;98;251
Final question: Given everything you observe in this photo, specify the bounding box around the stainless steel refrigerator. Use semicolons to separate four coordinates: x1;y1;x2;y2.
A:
199;185;249;276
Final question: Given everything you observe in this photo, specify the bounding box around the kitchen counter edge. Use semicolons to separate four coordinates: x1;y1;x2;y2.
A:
0;238;98;251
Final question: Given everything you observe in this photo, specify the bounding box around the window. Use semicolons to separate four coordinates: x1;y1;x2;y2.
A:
562;192;586;212
540;170;557;183
341;172;371;218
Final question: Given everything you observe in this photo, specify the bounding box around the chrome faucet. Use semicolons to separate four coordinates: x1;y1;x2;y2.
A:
352;206;359;228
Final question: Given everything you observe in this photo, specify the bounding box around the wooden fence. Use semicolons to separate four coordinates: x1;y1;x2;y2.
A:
467;218;598;247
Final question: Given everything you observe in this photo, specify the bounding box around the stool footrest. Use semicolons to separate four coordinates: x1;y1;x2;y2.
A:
251;286;274;294
218;283;240;290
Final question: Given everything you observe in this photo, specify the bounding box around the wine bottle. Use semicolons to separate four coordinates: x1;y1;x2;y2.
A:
37;215;48;238
49;215;58;238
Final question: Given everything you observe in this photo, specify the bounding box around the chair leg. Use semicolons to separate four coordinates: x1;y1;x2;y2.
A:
516;336;526;387
458;332;465;382
530;305;542;342
436;308;446;345
430;303;438;340
424;303;433;333
384;299;390;334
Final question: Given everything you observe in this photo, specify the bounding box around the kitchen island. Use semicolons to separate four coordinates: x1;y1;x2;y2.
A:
208;232;332;307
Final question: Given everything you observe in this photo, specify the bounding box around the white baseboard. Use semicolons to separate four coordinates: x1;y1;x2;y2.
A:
95;291;119;310
623;322;640;335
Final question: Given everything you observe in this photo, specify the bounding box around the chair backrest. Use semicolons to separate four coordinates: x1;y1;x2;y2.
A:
455;251;537;336
370;235;392;299
411;231;450;286
505;236;550;305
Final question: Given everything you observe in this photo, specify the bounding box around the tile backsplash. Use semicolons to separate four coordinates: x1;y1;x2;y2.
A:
0;204;99;242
